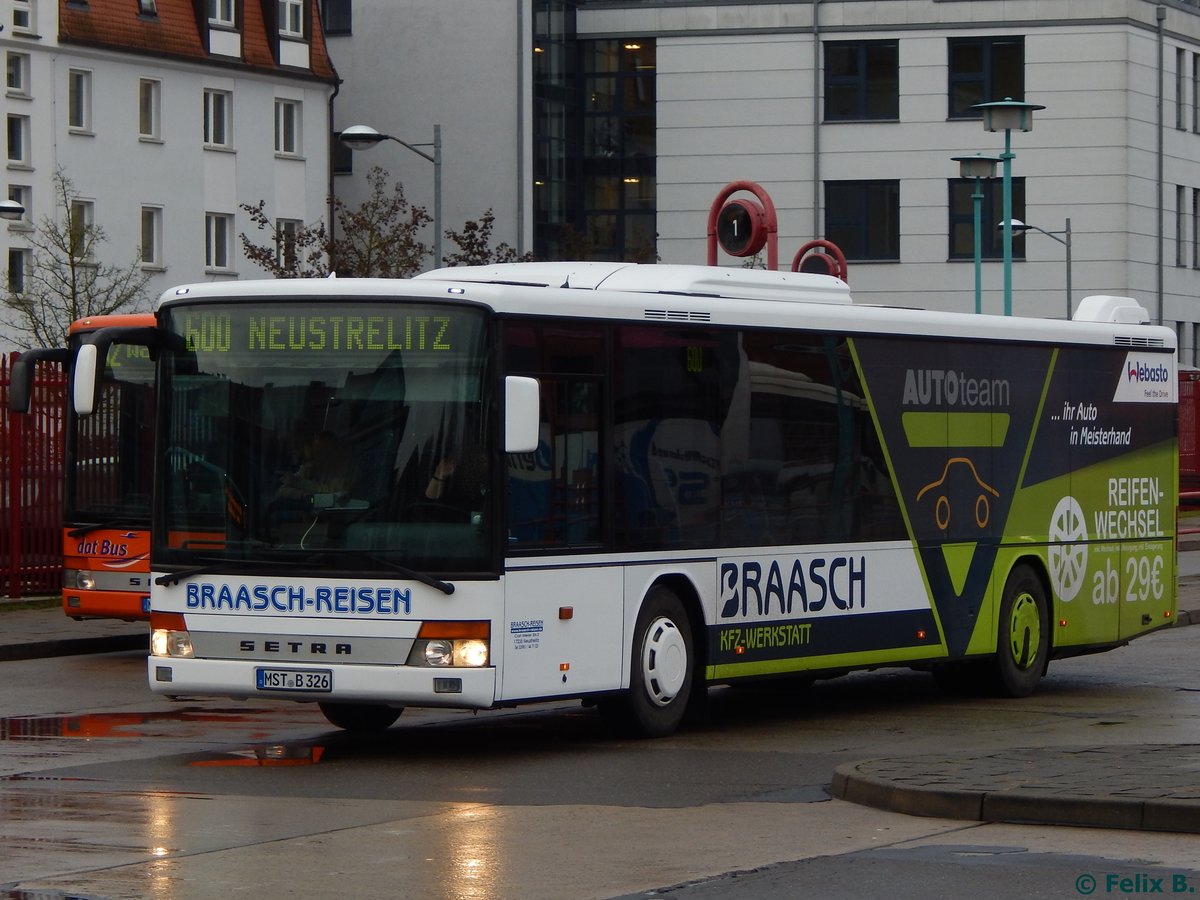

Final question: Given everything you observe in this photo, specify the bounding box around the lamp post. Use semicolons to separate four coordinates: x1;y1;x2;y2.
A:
338;123;443;268
1003;217;1073;319
952;154;1002;314
0;199;25;220
971;98;1045;316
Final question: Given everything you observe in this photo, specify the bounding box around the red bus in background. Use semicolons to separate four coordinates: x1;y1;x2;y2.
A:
1180;367;1200;492
11;313;156;620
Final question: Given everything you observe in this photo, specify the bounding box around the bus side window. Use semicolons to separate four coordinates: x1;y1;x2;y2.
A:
507;377;600;548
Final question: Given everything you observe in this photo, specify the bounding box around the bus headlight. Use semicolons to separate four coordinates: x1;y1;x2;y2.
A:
407;621;490;668
64;569;96;590
423;639;454;666
151;628;195;659
150;613;194;658
455;639;489;668
416;638;489;668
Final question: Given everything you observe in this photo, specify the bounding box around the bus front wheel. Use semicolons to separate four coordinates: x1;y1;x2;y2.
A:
605;586;694;738
993;564;1049;698
318;702;403;733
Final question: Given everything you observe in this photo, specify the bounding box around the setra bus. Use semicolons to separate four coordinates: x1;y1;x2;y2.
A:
70;263;1178;736
10;314;157;621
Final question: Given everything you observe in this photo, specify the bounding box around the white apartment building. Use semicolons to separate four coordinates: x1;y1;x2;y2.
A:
0;0;338;351
332;0;1200;362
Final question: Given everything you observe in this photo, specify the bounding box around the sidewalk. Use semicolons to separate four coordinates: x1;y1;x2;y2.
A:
3;580;1199;834
832;574;1200;834
0;600;146;661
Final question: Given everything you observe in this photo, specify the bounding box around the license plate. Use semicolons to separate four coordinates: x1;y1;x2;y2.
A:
256;668;332;692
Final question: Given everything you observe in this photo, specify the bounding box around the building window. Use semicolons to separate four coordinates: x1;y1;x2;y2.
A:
68;69;92;132
12;0;34;33
1193;53;1200;134
1192;188;1200;269
205;212;233;269
207;0;234;26
578;38;657;262
69;199;94;260
7;114;30;165
6;52;30;95
1178;48;1187;131
276;218;301;268
274;99;301;155
948;178;1026;260
203;89;231;147
824;40;898;121
321;0;351;35
141;206;163;267
825;180;900;261
948;36;1024;118
138;0;157;15
331;132;353;174
1177;185;1187;268
278;0;303;37
7;184;30;227
7;247;28;293
139;79;161;139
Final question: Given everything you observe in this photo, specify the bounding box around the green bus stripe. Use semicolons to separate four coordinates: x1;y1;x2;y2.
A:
901;411;1011;447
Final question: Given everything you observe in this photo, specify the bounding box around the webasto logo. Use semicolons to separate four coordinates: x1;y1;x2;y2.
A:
902;369;1011;407
1128;361;1170;383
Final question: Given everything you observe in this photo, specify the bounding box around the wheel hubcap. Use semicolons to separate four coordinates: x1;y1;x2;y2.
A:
640;616;688;707
1008;591;1041;670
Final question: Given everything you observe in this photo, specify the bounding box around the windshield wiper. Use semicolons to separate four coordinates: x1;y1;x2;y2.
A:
154;556;298;586
68;522;114;539
309;550;455;595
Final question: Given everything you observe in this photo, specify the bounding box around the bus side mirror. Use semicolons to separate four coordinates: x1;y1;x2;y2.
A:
504;376;540;454
8;347;69;413
73;343;99;416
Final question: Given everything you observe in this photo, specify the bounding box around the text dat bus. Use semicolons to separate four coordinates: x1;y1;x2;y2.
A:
72;264;1178;736
11;314;155;621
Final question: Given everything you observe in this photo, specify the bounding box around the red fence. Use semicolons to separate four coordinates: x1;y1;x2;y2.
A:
1;351;65;598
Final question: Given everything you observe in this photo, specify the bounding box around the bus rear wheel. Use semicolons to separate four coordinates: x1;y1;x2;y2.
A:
318;702;403;733
603;586;694;738
992;564;1049;698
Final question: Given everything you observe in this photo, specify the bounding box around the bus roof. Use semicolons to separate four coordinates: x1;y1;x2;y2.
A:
153;264;1176;351
68;312;157;335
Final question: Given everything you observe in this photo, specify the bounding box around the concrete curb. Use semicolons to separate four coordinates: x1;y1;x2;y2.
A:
0;632;146;662
831;745;1200;834
832;762;1200;833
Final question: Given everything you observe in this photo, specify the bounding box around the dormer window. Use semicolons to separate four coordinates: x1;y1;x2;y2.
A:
208;0;234;27
278;0;302;37
12;0;34;34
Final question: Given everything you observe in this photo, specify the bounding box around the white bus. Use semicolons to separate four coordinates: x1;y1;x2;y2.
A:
72;263;1178;737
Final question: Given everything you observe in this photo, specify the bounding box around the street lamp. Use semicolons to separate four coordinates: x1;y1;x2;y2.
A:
1001;217;1073;319
952;153;1002;314
0;199;25;220
338;123;443;268
971;98;1045;316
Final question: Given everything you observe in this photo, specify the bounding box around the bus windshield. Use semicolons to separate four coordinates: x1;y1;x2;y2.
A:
67;339;156;529
156;301;494;575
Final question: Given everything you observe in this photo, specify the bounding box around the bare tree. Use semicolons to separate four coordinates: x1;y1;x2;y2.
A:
442;209;534;266
238;200;331;278
1;170;151;349
239;166;431;278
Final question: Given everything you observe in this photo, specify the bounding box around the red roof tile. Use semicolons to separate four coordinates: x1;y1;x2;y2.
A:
58;0;338;83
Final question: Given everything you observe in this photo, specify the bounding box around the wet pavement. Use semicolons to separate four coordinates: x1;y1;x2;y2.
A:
3;573;1200;834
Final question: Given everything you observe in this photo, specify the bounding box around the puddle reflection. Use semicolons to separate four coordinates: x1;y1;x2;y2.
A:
0;708;308;741
190;744;324;767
